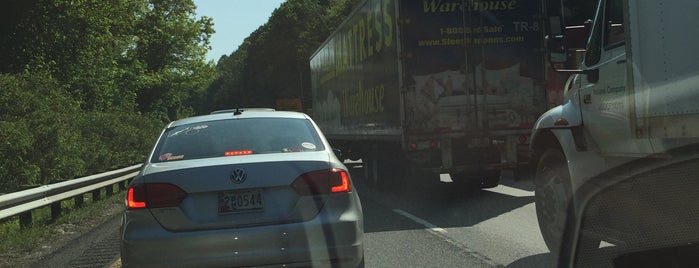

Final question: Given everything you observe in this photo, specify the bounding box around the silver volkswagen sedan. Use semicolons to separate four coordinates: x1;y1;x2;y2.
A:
120;109;364;267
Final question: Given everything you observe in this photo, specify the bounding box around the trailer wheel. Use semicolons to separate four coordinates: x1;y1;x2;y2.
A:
480;170;501;188
535;148;572;254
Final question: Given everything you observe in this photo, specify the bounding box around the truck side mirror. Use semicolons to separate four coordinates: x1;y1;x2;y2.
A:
547;34;567;64
332;148;342;159
547;16;566;64
547;22;591;73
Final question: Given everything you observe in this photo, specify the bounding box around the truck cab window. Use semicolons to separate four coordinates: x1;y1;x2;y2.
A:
584;0;604;66
584;0;623;65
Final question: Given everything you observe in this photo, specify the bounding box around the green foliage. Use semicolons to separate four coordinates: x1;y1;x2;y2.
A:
133;0;216;121
0;0;214;193
0;71;162;191
0;71;79;188
197;0;360;114
0;0;358;192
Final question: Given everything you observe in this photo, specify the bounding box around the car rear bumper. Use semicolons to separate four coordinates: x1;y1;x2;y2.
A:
120;195;363;268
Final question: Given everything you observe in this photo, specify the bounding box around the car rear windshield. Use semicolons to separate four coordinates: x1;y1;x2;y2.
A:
151;118;325;162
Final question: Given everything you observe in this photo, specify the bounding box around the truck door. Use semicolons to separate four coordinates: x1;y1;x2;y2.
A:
578;0;653;155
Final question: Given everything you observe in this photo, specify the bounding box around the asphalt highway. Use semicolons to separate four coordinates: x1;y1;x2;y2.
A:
33;164;554;268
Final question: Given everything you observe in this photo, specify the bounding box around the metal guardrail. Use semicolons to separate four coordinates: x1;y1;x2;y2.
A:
0;164;142;227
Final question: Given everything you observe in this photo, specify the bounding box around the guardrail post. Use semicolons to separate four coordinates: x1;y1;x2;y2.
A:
105;184;113;196
92;189;101;201
118;181;126;191
74;194;84;208
50;202;61;222
48;180;65;222
18;184;40;229
19;212;32;229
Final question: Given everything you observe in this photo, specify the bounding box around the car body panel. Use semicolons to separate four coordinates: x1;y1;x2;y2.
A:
120;111;363;267
121;190;363;268
142;155;332;231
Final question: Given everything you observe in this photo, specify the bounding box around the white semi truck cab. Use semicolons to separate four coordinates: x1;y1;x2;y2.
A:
531;0;699;253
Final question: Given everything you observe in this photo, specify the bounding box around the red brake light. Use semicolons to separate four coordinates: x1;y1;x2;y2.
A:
225;150;253;156
331;170;351;193
126;183;187;210
126;185;146;209
292;169;352;195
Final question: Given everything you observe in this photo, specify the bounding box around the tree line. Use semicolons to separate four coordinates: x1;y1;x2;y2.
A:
0;0;214;192
199;0;359;114
0;0;359;193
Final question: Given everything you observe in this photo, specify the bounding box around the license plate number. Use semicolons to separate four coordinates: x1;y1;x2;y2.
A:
218;190;263;213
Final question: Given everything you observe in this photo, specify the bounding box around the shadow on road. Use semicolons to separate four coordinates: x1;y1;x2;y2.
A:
348;165;536;234
506;252;557;268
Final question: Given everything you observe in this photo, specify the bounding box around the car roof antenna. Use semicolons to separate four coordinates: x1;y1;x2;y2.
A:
233;108;243;115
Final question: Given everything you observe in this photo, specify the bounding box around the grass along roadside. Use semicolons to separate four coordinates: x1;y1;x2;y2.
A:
0;187;126;266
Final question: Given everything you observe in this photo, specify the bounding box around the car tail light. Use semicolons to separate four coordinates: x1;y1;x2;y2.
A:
126;185;147;209
291;169;351;195
126;183;187;210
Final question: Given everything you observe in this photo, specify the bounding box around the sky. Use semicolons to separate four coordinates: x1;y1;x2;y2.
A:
193;0;286;63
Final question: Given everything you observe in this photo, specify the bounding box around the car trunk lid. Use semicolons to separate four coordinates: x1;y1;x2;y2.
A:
140;152;332;231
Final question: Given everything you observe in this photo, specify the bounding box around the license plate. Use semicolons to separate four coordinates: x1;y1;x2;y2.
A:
218;190;263;213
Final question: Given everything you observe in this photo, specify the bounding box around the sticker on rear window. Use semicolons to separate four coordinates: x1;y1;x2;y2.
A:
167;154;184;160
159;153;173;161
185;125;208;135
159;153;184;161
169;125;208;137
301;142;316;150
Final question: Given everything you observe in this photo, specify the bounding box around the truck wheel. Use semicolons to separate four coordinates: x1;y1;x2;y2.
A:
364;146;397;191
480;170;501;188
375;150;400;190
535;148;572;254
362;155;378;188
450;172;481;192
513;165;533;181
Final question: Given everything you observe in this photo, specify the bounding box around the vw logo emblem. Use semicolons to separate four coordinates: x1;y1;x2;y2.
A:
231;168;247;184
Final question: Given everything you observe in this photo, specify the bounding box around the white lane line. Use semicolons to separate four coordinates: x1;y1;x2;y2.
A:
392;209;448;234
391;208;501;267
